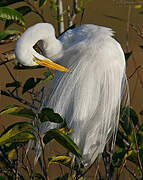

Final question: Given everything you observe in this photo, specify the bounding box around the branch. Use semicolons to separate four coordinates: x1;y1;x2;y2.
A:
131;121;143;175
56;0;64;35
0;50;16;66
130;24;143;40
24;0;47;23
126;5;132;51
124;165;139;180
0;90;38;110
104;14;143;40
128;65;143;80
0;34;20;45
67;0;77;27
114;1;143;5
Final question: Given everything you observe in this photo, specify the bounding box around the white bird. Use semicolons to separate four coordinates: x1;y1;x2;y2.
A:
15;23;129;167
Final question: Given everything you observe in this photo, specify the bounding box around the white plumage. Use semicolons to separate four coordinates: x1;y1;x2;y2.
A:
15;23;129;167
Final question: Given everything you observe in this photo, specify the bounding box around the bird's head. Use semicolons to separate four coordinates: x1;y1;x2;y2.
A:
15;23;69;72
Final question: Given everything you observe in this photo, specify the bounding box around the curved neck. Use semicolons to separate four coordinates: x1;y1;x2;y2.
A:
15;23;63;66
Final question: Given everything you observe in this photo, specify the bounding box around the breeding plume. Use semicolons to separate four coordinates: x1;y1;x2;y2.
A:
15;23;129;167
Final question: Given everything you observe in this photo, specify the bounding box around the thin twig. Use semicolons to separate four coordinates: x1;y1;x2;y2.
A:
104;15;143;40
131;121;143;176
21;147;31;179
128;65;142;80
102;145;112;180
0;59;14;65
0;50;16;66
114;1;143;6
0;90;38;110
0;59;17;82
15;148;19;180
132;55;143;88
23;146;33;175
67;0;78;28
126;5;131;51
124;165;139;180
67;5;73;27
0;34;20;45
0;57;19;95
130;24;143;40
39;135;48;180
24;0;47;22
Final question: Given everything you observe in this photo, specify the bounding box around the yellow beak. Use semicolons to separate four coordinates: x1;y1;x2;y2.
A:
33;56;70;72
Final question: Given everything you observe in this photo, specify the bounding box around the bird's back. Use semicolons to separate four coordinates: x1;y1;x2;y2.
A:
41;24;129;166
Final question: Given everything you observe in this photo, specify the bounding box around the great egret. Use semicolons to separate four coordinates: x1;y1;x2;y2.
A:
15;23;129;167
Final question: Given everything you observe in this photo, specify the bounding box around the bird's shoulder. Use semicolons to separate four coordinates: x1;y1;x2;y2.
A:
58;24;114;49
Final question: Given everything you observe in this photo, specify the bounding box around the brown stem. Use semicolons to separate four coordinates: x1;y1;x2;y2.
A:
126;5;131;51
21;147;31;179
23;146;33;175
131;121;143;175
124;165;139;180
0;34;20;45
0;90;38;110
0;58;17;82
128;65;142;80
37;130;48;180
0;59;14;65
130;23;143;40
24;0;47;23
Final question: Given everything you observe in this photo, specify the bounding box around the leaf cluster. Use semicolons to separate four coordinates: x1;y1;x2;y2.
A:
112;107;143;179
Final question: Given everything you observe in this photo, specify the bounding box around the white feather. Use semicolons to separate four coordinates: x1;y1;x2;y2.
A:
15;23;129;167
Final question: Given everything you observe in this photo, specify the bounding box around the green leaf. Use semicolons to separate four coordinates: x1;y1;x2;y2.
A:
0;122;35;146
115;131;126;148
16;6;32;16
140;110;143;116
112;148;127;167
0;176;6;180
43;129;82;161
5;6;32;29
139;147;143;164
126;150;138;165
54;174;69;180
0;104;35;120
124;51;132;62
32;173;45;180
50;1;58;11
139;45;143;50
0;0;24;7
136;130;143;148
130;107;139;126
39;108;64;123
0;29;21;41
0;90;10;96
120;107;132;136
48;155;71;168
39;0;47;8
6;81;21;88
22;77;41;94
0;7;25;26
1;142;23;157
35;72;53;88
